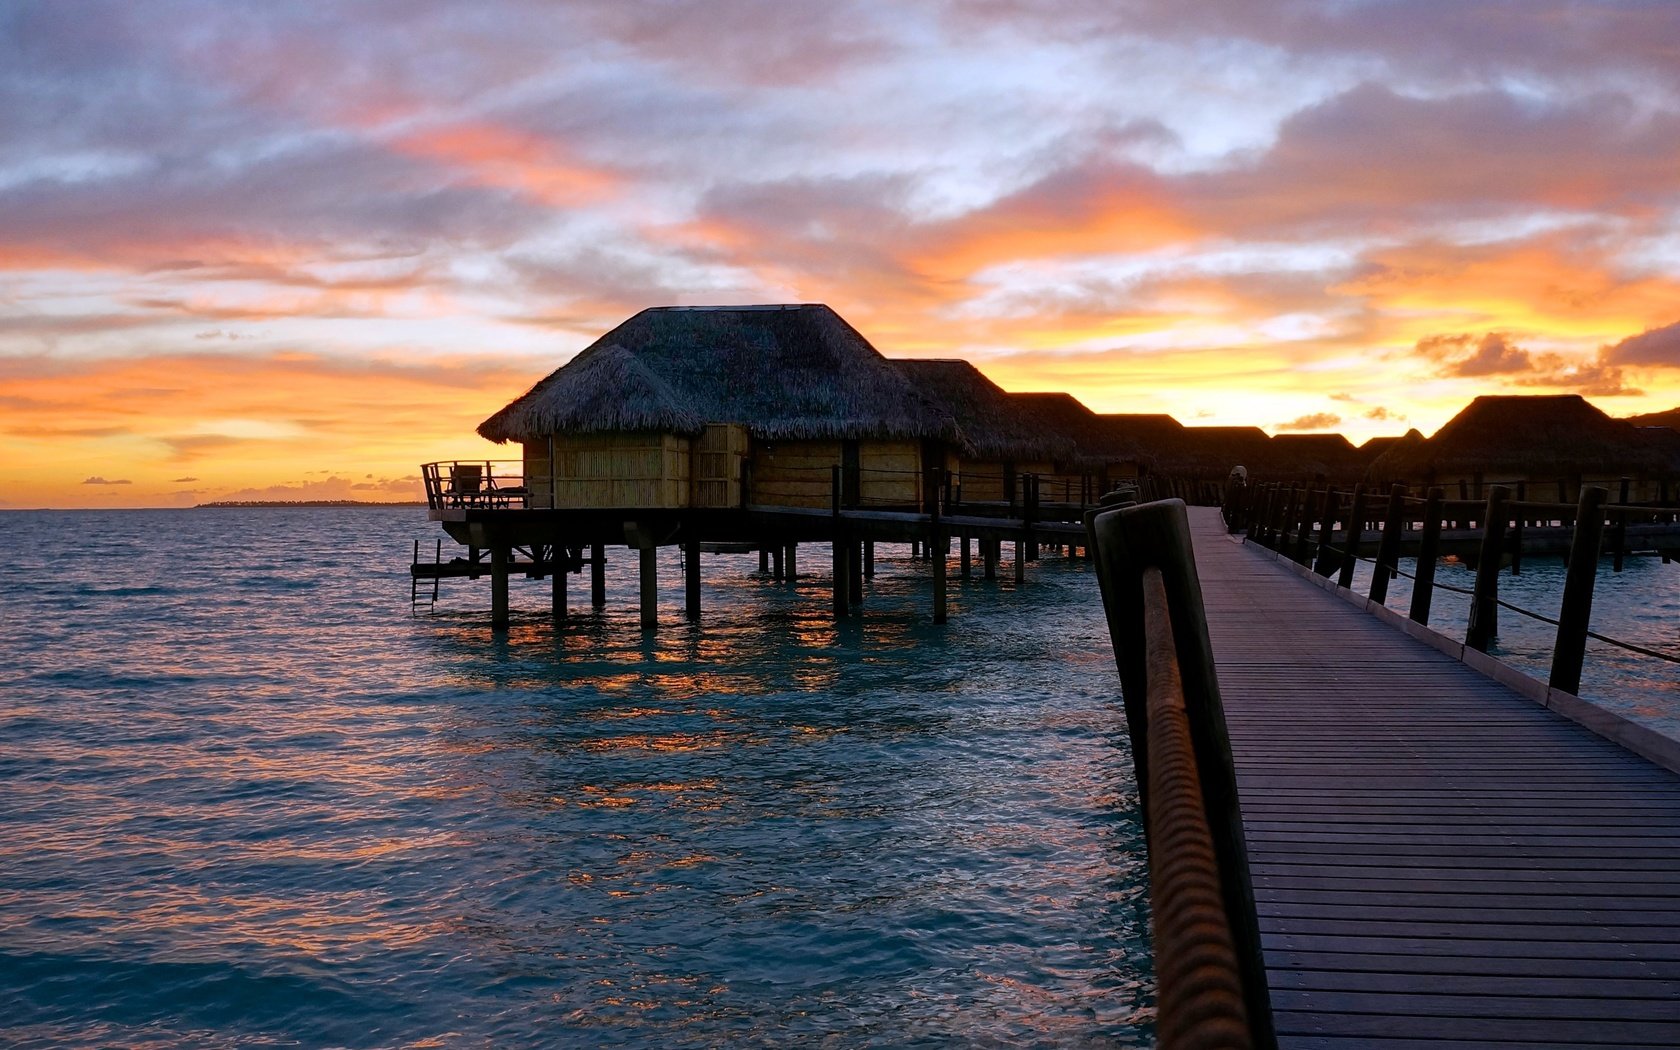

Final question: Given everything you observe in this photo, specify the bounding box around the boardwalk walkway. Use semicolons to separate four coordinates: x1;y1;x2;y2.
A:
1187;506;1680;1049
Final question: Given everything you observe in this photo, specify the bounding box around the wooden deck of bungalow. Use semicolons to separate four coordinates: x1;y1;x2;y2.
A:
1184;504;1680;1048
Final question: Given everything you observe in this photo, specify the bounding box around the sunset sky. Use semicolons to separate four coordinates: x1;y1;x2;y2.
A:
5;1;1680;507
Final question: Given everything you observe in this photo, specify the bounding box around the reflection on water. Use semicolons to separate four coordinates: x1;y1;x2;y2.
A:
0;509;1152;1048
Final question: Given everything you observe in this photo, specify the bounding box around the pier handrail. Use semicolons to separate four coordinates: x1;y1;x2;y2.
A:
1235;477;1680;692
1086;498;1274;1050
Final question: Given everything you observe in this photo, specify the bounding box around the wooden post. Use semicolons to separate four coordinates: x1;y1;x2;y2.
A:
1612;477;1629;573
1026;474;1040;561
590;543;606;607
1337;484;1367;590
1292;486;1316;566
1466;486;1510;652
1281;483;1300;555
1014;539;1026;582
849;540;864;606
1312;486;1340;576
639;543;657;630
1369;484;1407;605
771;544;784;580
684;540;701;623
490;541;510;632
832;537;850;617
1410;487;1445;626
1083;500;1277;1048
984;536;999;579
863;540;875;578
1510;481;1526;576
786;542;797;581
1550;486;1608;695
932;527;948;624
960;534;972;578
759;547;770;573
551;540;567;622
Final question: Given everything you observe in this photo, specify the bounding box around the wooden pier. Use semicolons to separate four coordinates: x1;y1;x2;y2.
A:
1181;502;1680;1047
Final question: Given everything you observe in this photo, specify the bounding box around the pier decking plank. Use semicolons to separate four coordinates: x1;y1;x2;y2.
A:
1186;507;1680;1046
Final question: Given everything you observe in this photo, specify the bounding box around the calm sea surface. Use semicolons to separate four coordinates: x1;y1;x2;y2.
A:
0;508;1152;1049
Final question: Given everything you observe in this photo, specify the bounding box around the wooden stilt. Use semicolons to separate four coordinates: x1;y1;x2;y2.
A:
1014;539;1026;582
551;541;567;622
863;540;875;578
684;540;701;623
932;528;948;624
849;541;863;606
639;543;657;629
759;547;769;573
984;537;998;579
491;542;510;632
832;537;850;617
590;543;606;607
960;534;971;578
771;544;784;581
786;542;797;581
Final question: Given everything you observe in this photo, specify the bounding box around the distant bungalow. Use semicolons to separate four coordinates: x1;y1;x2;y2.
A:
477;304;962;511
891;359;1074;503
1368;394;1680;502
1008;392;1143;503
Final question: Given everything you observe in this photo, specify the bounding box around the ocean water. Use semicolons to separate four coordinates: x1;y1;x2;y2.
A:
0;509;1152;1049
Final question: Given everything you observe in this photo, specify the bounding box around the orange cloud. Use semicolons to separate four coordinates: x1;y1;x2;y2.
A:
0;351;536;507
391;122;619;207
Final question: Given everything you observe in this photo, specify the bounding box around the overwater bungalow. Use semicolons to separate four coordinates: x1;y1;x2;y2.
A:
892;359;1074;504
1366;394;1680;502
1266;432;1362;486
476;304;962;512
1007;392;1141;503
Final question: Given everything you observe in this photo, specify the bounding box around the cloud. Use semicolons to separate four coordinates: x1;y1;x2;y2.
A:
1606;320;1680;368
1277;412;1341;431
1416;332;1533;376
171;476;198;482
82;476;131;485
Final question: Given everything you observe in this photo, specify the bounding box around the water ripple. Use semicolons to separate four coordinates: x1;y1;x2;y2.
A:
0;508;1153;1047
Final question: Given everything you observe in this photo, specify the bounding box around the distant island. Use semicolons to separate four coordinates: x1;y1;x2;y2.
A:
195;500;428;508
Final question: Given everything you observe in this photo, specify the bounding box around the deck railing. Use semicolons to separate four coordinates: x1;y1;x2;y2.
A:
420;460;530;510
1226;477;1680;693
1086;498;1275;1050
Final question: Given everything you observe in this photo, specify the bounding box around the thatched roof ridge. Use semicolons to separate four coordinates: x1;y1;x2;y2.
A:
478;304;961;444
1370;395;1669;480
1162;425;1273;477
894;359;1071;462
1009;392;1141;466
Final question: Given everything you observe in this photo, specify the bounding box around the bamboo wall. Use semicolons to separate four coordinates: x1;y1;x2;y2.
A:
749;439;925;509
860;440;922;507
524;432;692;508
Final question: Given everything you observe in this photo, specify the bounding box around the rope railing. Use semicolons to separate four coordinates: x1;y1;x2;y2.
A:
1086;498;1275;1050
1139;565;1253;1049
1226;477;1680;691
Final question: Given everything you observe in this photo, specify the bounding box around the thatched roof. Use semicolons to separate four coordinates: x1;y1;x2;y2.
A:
1158;425;1273;478
1009;392;1140;466
893;359;1072;462
1369;395;1672;480
1267;432;1361;482
478;304;962;444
